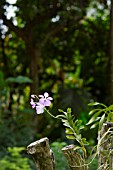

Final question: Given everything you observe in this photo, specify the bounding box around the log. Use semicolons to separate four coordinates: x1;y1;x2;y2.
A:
62;144;88;170
98;122;113;170
27;137;55;170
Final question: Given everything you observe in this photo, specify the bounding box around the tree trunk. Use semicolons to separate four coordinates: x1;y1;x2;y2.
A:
27;137;55;170
62;145;88;170
27;44;41;94
98;122;113;170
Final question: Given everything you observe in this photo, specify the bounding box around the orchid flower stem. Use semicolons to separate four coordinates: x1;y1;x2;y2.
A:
45;108;57;119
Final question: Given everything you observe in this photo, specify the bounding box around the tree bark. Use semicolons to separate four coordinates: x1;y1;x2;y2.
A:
62;144;88;170
98;122;113;170
27;137;55;170
29;48;40;94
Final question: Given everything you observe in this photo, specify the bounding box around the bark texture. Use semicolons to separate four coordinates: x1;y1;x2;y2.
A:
62;144;88;170
27;137;55;170
98;122;113;170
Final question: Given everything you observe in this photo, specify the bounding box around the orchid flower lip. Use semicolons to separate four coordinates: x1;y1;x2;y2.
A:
36;103;45;114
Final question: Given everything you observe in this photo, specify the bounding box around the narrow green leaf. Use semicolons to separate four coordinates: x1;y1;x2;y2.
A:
98;103;107;107
58;109;64;112
90;122;99;129
89;109;100;115
86;116;97;125
56;115;66;119
58;109;67;115
99;114;105;131
88;102;107;108
88;102;100;106
63;122;70;128
79;125;84;130
86;110;103;125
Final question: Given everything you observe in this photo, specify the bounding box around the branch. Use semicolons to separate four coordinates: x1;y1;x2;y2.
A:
30;0;62;26
0;7;25;39
41;15;83;47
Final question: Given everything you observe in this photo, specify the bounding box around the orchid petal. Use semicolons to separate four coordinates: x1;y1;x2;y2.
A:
44;100;51;106
39;95;44;98
44;92;49;98
30;99;36;108
31;94;36;98
39;98;45;105
36;105;44;114
47;97;53;100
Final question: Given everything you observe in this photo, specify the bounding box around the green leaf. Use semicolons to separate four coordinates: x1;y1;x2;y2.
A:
63;122;70;128
56;114;66;119
88;102;100;106
88;102;107;107
90;122;99;129
66;135;75;140
58;109;67;116
99;114;105;131
66;128;73;135
82;138;89;145
86;110;103;125
58;109;64;113
79;125;84;130
89;109;101;116
67;108;72;114
6;76;33;84
108;105;113;110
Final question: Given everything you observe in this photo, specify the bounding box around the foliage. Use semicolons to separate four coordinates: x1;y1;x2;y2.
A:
30;90;113;169
57;108;88;148
87;102;113;131
0;110;34;155
0;147;32;170
6;76;33;84
51;141;69;170
0;0;112;168
88;157;98;170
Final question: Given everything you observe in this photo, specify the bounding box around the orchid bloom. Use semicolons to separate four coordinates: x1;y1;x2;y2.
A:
30;92;53;114
36;103;44;114
38;92;53;107
30;98;36;108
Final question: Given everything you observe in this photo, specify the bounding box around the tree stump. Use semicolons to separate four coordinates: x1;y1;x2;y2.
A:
62;144;88;170
27;137;55;170
98;122;113;170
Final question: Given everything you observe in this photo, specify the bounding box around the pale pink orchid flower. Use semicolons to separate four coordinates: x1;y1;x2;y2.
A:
38;92;53;107
30;92;53;114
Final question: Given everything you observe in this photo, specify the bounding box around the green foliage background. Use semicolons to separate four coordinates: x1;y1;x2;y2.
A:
0;0;111;169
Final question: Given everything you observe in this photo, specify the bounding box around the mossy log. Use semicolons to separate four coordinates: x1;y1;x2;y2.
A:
27;137;55;170
62;144;88;170
98;122;113;170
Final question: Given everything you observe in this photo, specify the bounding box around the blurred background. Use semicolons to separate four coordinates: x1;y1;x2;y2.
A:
0;0;113;169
